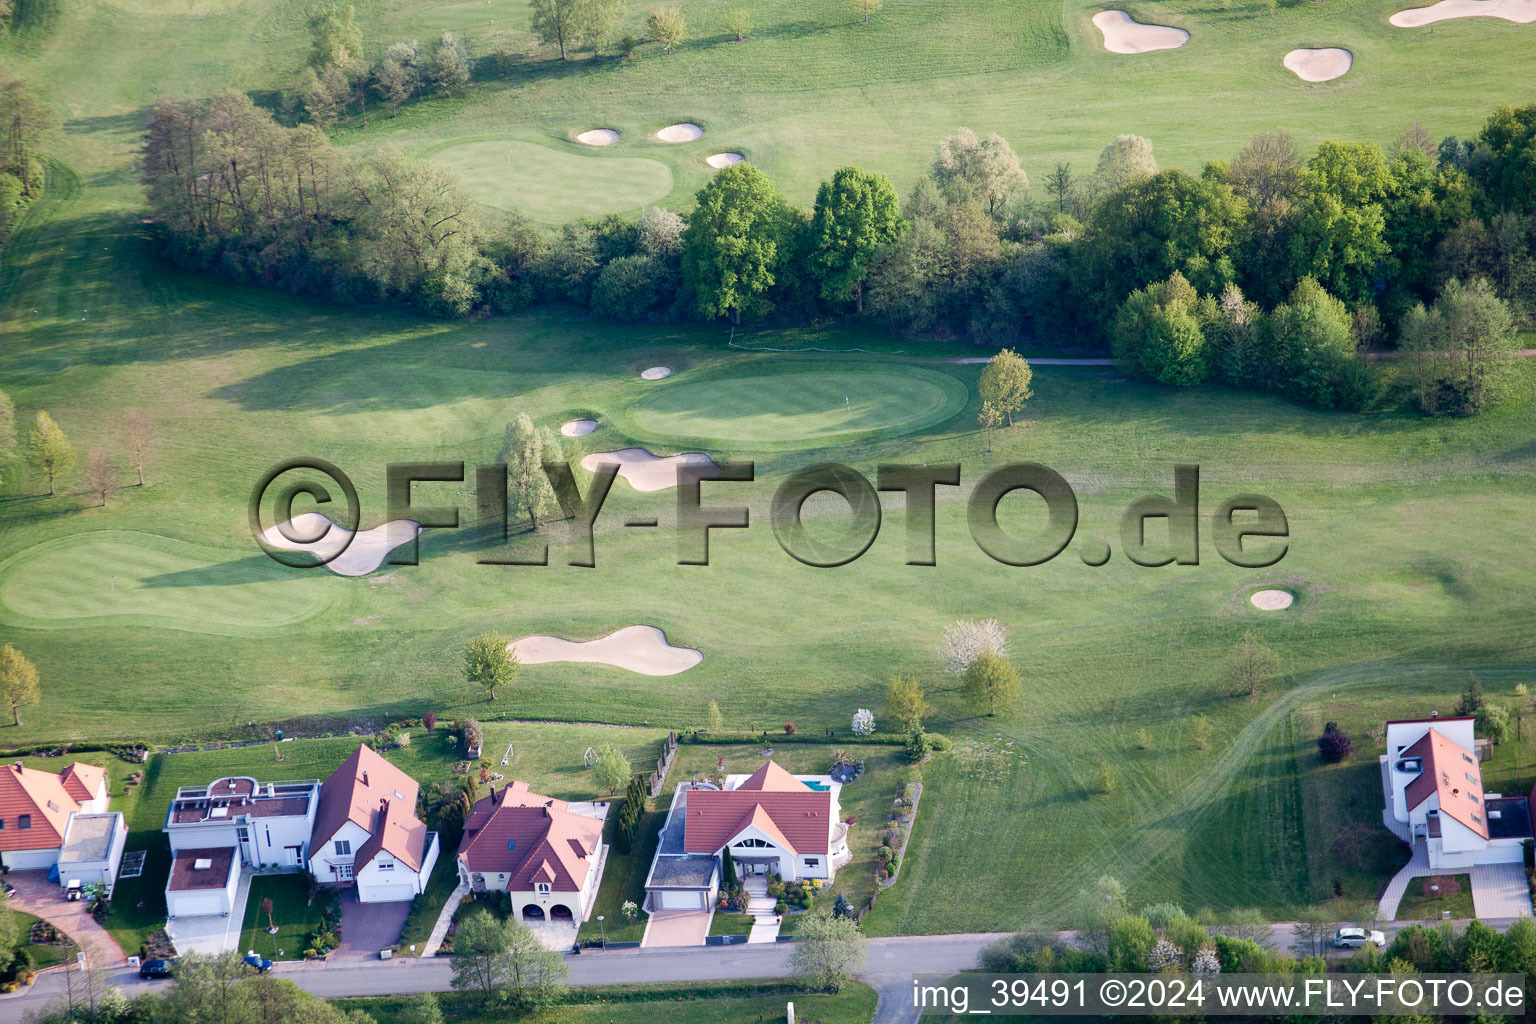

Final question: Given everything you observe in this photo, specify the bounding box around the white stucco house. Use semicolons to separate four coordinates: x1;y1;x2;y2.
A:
0;761;125;890
308;745;438;903
456;780;608;923
1382;714;1534;870
644;761;849;912
162;774;321;919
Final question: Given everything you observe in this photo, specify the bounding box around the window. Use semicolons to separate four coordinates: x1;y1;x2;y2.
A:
378;860;394;871
1465;772;1479;785
1463;753;1475;765
1469;793;1481;805
0;819;5;830
1471;813;1484;825
18;815;30;830
536;882;552;895
508;839;517;851
336;863;353;880
733;838;773;849
805;858;819;867
334;839;351;856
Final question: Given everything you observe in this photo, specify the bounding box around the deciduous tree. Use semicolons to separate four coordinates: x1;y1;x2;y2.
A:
682;162;791;322
1095;134;1157;192
977;347;1034;425
883;676;931;732
0;644;38;727
426;32;473;95
307;1;363;72
124;407;155;486
788;913;867;991
1227;631;1279;698
25;410;73;495
963;651;1021;716
808;166;903;312
83;449;118;507
647;6;686;53
591;743;631;795
722;7;752;40
931;128;1028;219
464;632;519;701
500;413;559;529
848;0;882;22
979;399;1003;452
705;699;724;731
938;618;1009;675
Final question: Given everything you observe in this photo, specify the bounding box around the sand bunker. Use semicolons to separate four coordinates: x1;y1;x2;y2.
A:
580;448;720;492
561;418;599;437
656;123;704;143
1390;0;1536;26
1092;10;1189;53
1250;589;1295;611
510;625;701;676
640;366;673;380
259;512;422;577
706;153;744;169
1283;47;1353;81
576;129;621;146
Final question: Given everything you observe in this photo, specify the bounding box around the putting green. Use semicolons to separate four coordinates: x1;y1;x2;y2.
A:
0;532;330;634
622;368;969;447
427;139;673;223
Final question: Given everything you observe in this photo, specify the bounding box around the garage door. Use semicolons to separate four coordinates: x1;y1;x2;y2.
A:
658;890;698;910
170;892;227;918
359;882;417;903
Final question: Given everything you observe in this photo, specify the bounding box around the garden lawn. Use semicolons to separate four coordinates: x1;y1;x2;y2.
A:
338;981;878;1024
238;874;325;962
8;910;77;971
1395;874;1475;922
708;910;753;936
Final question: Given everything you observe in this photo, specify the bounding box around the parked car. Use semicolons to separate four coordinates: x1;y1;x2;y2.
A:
242;953;273;973
1332;927;1386;949
64;880;83;902
139;959;175;979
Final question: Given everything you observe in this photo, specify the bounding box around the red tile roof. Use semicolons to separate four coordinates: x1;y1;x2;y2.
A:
60;763;105;804
457;782;603;893
353;797;429;873
1403;728;1488;840
313;746;428;870
683;764;831;856
0;762;87;851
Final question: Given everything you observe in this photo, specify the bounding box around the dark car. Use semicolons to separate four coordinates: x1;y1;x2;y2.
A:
243;954;273;973
139;959;175;979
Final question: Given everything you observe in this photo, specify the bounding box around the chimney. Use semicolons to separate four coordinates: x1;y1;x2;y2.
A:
1431;711;1438;719
361;770;369;786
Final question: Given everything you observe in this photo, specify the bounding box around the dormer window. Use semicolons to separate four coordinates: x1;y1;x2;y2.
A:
1395;758;1422;774
1465;772;1479;786
536;882;552;895
17;815;30;830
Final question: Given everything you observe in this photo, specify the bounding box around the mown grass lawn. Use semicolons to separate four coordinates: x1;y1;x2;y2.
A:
707;910;753;936
238;873;325;962
1395;874;1475;922
7;909;77;971
338;981;878;1024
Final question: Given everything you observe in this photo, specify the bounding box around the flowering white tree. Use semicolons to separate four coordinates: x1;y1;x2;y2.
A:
1147;938;1183;973
937;619;1010;675
851;708;875;736
1192;945;1221;975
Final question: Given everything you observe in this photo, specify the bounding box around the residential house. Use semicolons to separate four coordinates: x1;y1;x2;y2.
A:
0;761;124;890
1382;714;1534;870
456;780;608;923
162;775;321;919
644;761;848;912
309;745;438;903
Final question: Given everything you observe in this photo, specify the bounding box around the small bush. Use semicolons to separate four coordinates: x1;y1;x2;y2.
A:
926;732;952;752
1318;722;1353;763
783;722;796;736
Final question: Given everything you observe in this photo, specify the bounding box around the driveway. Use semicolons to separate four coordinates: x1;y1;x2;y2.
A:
333;890;410;961
1470;863;1534;919
3;870;127;965
167;870;252;955
640;909;711;948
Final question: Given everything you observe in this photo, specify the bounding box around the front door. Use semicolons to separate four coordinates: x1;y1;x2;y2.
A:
284;846;302;868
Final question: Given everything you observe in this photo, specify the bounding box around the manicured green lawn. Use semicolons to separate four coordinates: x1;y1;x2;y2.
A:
708;910;753;936
2;0;1536;941
395;838;464;957
7;909;77;970
621;367;969;448
422;137;675;222
1395;874;1475;922
339;981;878;1024
238;874;324;961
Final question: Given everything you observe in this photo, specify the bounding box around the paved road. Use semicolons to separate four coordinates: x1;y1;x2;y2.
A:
8;919;1529;1023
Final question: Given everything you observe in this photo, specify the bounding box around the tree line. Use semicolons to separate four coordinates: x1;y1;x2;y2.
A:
141;95;1536;415
0;68;58;243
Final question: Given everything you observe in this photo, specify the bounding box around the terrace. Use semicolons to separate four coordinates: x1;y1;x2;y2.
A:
166;778;321;826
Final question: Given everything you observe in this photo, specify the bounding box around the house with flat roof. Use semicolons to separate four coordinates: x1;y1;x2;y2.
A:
163;774;319;919
456;780;608;923
1382;714;1534;870
0;761;122;889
